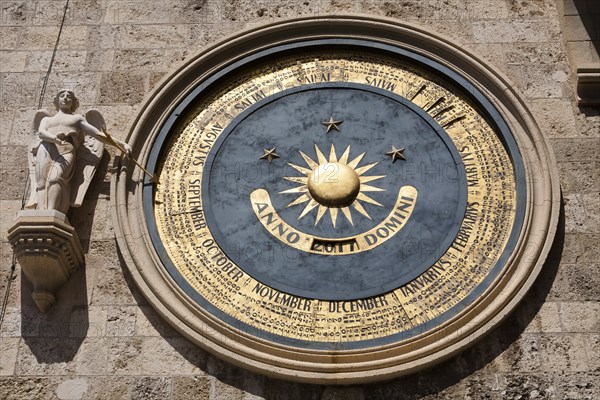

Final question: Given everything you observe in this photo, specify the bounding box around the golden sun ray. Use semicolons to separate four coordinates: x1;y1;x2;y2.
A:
315;205;328;225
338;146;351;164
328;144;337;162
351;200;372;220
279;185;308;194
357;192;383;206
355;162;378;176
299;151;318;170
286;193;310;208
360;175;385;183
347;152;365;169
314;144;327;165
329;207;338;228
280;144;385;228
288;163;312;176
360;184;385;192
298;199;319;219
340;207;353;225
283;176;308;184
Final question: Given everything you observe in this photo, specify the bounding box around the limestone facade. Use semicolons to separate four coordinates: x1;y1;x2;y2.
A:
0;1;598;399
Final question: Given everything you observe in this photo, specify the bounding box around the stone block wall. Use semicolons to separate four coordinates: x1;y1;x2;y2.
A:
0;1;598;399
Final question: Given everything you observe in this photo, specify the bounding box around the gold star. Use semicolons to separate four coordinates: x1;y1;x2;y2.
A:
260;147;280;163
385;146;406;162
321;116;343;133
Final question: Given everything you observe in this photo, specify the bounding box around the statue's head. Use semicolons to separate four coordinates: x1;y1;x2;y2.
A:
53;89;79;113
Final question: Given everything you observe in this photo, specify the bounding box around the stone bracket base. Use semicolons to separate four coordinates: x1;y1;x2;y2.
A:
7;210;85;312
577;65;600;106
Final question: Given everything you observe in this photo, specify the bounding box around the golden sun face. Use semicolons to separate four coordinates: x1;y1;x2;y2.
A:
280;144;385;227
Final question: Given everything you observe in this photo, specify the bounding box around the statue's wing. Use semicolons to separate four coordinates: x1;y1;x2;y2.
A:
84;109;105;132
70;110;106;207
25;110;53;209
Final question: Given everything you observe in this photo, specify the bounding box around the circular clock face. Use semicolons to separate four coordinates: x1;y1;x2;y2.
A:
149;41;524;348
117;19;558;383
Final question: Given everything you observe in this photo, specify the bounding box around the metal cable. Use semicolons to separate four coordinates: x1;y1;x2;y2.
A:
0;0;71;331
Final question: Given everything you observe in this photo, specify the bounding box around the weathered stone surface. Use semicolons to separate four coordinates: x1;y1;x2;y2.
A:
172;376;210;400
495;373;556;400
214;378;245;400
562;234;600;263
264;379;322;400
114;49;166;71
8;108;37;146
18;26;88;50
118;25;188;49
530;99;579;138
524;301;562;333
472;20;551;43
551;139;600;162
87;25;120;50
131;377;171;400
560;302;599;332
0;106;14;145
0;148;27;200
188;21;249;49
322;386;365;400
25;50;87;72
0;51;27;72
0;72;43;108
505;42;567;65
104;1;174;25
585;334;599;371
0;377;50;399
55;378;89;400
85;49;115;72
558;162;600;193
17;337;80;375
0;242;20;308
135;306;179;337
88;242;138;306
0;27;20;49
521;63;570;98
73;337;109;375
496;334;543;373
82;377;131;400
106;306;136;337
0;200;22;240
41;72;101;107
563;194;600;233
108;337;204;375
553;263;600;301
0;337;19;376
556;372;599;400
575;107;600;137
99;71;145;105
539;334;590;372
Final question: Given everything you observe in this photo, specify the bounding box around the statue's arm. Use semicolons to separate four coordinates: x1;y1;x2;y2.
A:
80;119;132;155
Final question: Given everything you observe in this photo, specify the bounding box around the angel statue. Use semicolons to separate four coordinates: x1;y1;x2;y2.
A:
25;89;132;214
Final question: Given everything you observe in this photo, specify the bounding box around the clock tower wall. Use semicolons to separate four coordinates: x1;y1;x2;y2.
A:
0;1;598;398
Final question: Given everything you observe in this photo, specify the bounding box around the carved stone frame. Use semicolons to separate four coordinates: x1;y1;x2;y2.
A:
111;16;560;384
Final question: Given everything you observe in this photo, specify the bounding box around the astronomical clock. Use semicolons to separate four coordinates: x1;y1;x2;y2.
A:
113;17;559;383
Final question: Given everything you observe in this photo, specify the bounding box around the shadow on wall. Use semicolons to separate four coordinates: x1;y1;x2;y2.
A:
18;154;112;363
20;267;89;364
124;202;565;398
69;152;112;253
574;0;600;55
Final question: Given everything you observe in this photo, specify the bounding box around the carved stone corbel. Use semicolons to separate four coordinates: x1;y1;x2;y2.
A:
7;210;84;312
